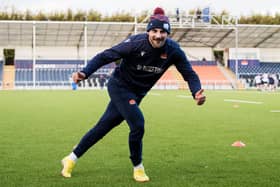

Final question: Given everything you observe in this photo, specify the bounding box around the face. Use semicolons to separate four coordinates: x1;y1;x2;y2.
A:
148;28;168;48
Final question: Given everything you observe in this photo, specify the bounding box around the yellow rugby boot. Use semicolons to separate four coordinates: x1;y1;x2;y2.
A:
61;156;75;178
133;167;150;182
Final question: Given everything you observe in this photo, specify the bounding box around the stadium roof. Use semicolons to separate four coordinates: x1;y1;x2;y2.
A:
1;19;280;49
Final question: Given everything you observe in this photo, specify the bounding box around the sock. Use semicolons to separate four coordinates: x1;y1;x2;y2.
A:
134;163;144;171
68;152;78;163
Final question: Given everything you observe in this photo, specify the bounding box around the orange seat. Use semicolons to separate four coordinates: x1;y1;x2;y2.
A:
157;65;230;89
192;66;227;81
160;69;175;80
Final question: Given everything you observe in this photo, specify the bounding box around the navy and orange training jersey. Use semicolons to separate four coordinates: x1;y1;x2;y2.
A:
81;33;201;96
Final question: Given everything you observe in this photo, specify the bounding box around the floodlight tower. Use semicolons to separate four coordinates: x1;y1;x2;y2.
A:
234;17;239;79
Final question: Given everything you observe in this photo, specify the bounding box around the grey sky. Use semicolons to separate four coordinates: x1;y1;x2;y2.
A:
0;0;279;16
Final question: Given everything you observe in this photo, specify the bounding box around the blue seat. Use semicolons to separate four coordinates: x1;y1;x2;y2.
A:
228;60;280;75
13;60;116;86
0;63;3;84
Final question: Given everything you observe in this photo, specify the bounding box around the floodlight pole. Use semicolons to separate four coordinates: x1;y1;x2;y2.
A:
235;18;239;79
32;21;36;88
84;20;88;67
134;15;137;34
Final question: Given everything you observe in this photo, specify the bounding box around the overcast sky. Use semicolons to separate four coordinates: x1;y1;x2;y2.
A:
0;0;279;17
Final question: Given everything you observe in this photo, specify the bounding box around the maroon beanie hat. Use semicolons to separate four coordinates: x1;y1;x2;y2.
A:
146;7;171;34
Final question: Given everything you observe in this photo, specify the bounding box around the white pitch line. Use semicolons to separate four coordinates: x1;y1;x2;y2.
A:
176;95;192;99
224;99;263;104
148;93;161;96
270;110;280;113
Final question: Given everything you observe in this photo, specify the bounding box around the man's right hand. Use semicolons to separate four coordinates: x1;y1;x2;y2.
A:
72;72;86;83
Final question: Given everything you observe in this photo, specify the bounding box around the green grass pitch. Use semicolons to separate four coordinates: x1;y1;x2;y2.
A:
0;90;280;187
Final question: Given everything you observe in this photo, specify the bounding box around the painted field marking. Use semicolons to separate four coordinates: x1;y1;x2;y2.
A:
148;93;161;96
270;110;280;113
176;95;192;99
224;99;263;105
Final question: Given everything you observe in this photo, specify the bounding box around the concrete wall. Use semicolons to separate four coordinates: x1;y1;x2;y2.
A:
0;46;106;60
1;46;280;63
182;47;213;61
229;48;260;60
229;48;280;62
259;48;280;62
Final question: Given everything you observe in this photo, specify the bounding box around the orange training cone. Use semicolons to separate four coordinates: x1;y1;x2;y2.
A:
231;141;246;147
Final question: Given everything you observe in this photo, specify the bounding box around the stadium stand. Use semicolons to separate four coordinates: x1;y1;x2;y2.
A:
159;68;176;80
11;57;280;90
1;19;280;90
190;60;217;66
192;63;232;89
156;61;232;90
13;60;116;88
228;59;280;88
156;66;181;89
192;66;227;81
12;59;234;90
228;60;280;74
2;65;15;89
0;62;3;87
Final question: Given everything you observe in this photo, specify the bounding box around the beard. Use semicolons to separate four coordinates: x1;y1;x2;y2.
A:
151;38;165;48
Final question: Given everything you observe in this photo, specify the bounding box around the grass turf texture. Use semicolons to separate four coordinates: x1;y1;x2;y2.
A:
0;90;280;187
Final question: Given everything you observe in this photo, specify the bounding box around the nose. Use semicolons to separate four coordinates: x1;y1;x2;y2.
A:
155;31;162;39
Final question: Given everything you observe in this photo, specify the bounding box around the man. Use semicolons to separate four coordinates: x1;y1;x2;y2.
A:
61;7;206;182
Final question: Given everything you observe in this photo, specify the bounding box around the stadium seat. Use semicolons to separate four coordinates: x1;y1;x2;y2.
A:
228;60;280;75
0;62;3;86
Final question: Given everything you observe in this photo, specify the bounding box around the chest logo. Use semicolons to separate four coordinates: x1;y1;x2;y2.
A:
141;51;146;57
136;64;163;73
160;53;167;59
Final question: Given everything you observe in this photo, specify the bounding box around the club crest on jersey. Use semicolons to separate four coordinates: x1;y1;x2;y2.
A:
129;99;136;105
140;51;146;56
160;53;167;59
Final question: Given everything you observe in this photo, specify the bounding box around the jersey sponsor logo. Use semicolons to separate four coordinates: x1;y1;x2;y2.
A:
129;99;136;105
136;64;163;73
